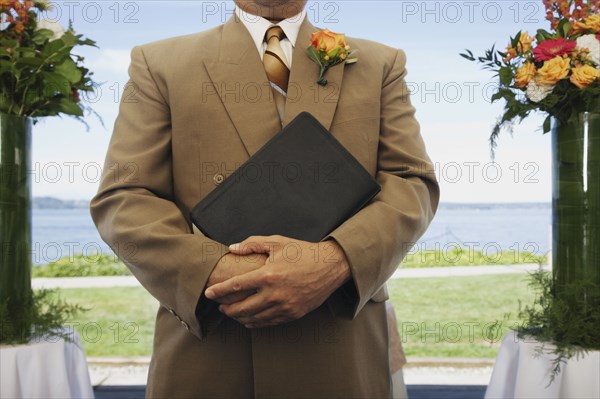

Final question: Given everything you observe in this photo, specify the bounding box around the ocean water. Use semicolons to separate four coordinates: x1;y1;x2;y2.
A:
31;204;552;265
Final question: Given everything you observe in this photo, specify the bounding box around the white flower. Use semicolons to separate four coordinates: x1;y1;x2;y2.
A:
36;19;65;41
525;79;554;103
576;34;600;68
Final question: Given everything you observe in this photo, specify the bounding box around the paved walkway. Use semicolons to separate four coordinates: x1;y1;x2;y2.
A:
93;384;488;399
32;264;549;289
87;357;494;387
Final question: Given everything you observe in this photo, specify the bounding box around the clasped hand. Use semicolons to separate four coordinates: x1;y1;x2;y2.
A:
205;235;351;329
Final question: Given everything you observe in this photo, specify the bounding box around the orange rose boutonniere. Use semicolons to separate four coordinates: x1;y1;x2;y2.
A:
307;29;358;86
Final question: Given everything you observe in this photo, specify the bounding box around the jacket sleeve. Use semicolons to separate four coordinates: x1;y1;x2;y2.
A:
324;48;440;318
90;45;229;340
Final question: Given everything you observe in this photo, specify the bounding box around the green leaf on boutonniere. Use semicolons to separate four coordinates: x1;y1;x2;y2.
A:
345;58;358;65
306;46;321;65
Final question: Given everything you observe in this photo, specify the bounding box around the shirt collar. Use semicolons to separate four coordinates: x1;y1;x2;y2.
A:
235;5;306;51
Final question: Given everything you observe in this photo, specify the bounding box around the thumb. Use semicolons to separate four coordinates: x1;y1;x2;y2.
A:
228;235;275;254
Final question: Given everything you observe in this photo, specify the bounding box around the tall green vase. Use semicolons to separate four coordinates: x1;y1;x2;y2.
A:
0;113;33;342
551;101;600;318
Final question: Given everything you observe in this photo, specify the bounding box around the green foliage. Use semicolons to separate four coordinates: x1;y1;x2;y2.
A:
0;1;99;122
401;248;546;268
517;271;600;383
0;289;86;345
32;254;131;278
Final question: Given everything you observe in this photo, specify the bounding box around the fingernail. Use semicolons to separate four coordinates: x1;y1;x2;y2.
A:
218;305;224;313
229;243;240;251
205;289;214;298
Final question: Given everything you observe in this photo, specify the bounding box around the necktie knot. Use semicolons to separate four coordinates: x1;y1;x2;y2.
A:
265;25;285;43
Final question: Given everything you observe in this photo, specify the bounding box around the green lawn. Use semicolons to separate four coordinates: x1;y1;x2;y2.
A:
388;274;536;358
59;287;157;357
56;274;535;358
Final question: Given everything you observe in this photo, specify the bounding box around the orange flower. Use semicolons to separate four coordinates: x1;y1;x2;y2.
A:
570;64;600;88
504;32;535;62
515;62;537;87
310;29;347;54
307;29;357;86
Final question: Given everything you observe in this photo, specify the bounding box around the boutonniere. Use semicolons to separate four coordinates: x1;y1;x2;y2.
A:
306;29;358;86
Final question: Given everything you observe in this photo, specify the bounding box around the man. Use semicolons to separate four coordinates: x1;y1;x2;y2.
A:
90;0;439;397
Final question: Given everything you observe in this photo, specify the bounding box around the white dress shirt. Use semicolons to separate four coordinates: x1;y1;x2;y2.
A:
235;5;306;68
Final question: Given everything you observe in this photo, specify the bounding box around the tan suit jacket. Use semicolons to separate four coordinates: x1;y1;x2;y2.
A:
91;14;439;399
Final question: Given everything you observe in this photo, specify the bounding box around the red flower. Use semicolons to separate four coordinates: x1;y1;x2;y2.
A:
533;38;577;61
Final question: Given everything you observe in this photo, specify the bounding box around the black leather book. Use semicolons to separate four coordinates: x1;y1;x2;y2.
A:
189;112;381;246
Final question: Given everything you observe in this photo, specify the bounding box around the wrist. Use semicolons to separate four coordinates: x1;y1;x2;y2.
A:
323;239;351;284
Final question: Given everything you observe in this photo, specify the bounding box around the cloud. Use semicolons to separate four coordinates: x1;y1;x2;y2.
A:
86;48;131;75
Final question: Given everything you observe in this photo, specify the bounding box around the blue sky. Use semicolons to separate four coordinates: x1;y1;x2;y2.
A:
32;1;553;202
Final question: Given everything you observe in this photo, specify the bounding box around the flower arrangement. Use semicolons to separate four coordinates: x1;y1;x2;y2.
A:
0;0;93;345
461;0;600;152
306;29;357;86
0;0;97;121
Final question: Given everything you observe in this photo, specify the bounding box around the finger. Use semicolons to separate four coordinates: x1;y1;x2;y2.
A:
228;235;280;254
219;291;274;319
236;307;284;326
212;290;256;305
205;269;262;300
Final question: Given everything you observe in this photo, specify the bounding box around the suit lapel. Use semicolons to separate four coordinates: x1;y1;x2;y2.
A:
203;16;281;156
202;16;345;156
282;18;344;130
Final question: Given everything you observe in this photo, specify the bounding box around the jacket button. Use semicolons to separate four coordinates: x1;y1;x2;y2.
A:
213;173;225;185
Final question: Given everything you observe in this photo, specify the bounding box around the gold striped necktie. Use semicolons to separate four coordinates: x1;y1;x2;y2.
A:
263;26;290;122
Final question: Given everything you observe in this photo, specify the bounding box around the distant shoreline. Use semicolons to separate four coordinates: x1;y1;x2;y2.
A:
32;196;551;210
33;197;90;209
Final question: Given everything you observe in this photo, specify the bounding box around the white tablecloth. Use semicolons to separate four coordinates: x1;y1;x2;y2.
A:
486;330;600;399
0;330;93;399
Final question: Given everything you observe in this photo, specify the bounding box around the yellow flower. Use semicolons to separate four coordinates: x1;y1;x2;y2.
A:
504;32;535;62
570;64;600;88
515;62;537;87
536;56;571;85
573;14;600;34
